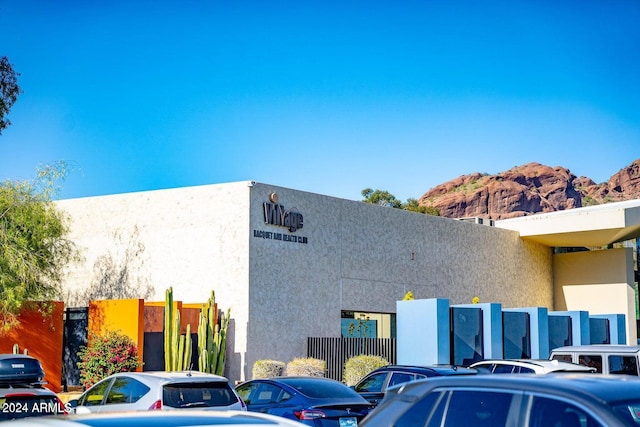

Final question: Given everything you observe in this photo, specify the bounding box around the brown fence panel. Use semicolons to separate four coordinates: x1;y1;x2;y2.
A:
307;337;396;382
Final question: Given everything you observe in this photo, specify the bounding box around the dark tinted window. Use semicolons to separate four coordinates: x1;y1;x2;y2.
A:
493;364;515;374
0;394;64;420
608;355;638;376
529;396;602;427
163;381;238;408
279;378;360;398
443;390;513;426
388;372;414;388
515;366;535;374
105;377;150;404
237;383;289;405
355;372;387;393
394;390;443;427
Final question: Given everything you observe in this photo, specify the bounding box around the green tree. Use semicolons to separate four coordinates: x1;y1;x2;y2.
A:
361;189;440;216
0;162;78;332
404;198;440;216
361;188;402;208
0;56;22;135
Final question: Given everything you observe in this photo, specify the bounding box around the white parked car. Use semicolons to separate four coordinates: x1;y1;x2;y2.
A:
69;371;245;413
470;358;596;374
3;409;307;427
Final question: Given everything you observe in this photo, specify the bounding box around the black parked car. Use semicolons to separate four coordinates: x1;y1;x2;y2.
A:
235;376;372;427
361;373;640;427
353;365;477;406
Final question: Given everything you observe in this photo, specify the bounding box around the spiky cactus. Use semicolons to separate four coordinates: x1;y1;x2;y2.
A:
164;287;192;371
197;291;230;375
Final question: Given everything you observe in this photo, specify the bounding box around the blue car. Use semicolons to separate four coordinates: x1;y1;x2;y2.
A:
235;377;372;427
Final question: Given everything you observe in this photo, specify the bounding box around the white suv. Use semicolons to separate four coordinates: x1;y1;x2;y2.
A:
70;371;245;413
470;358;596;374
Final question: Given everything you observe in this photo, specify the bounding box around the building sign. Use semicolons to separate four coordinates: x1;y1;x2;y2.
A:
253;192;309;244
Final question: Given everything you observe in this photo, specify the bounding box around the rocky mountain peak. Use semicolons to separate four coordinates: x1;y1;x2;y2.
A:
418;159;640;220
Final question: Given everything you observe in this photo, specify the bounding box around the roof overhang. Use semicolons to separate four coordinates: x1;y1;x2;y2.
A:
495;199;640;247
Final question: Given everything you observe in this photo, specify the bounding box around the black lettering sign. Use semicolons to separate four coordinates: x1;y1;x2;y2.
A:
263;202;304;232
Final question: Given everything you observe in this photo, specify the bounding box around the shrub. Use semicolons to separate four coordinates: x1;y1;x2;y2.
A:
285;357;326;377
252;359;285;379
77;330;141;389
343;355;388;386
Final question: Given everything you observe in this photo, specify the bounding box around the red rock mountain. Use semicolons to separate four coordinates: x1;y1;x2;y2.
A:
418;159;640;220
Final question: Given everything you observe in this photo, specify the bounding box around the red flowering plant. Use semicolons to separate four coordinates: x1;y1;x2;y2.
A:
77;330;142;389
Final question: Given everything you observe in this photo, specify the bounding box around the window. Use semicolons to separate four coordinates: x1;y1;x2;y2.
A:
608;355;638;375
105;377;150;404
552;354;573;363
529;396;602;427
578;355;603;373
355;372;387;393
394;390;443;427
388;372;414;388
162;381;238;408
493;364;515;374
443;390;513;427
80;378;112;406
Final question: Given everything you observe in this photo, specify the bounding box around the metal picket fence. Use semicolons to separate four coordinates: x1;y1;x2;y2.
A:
307;337;396;382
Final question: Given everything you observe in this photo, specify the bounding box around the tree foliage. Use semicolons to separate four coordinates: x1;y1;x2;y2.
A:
0;56;21;135
361;189;440;216
0;162;78;332
361;188;402;208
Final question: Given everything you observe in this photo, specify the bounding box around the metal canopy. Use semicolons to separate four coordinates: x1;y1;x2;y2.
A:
495;199;640;247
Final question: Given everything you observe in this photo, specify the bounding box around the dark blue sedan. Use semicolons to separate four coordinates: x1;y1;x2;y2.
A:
235;377;372;427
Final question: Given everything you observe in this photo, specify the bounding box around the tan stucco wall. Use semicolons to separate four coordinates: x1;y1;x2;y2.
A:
57;181;554;382
553;248;636;344
246;183;553;379
57;182;252;381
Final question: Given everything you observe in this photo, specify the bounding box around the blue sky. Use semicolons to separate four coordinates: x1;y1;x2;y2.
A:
1;1;638;203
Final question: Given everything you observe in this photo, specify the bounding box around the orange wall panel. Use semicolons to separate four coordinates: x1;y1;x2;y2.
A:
0;302;64;393
88;299;144;371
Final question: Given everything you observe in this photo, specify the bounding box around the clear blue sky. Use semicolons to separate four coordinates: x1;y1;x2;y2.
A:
1;0;638;202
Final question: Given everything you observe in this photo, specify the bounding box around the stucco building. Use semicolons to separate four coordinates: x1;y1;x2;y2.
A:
56;181;640;382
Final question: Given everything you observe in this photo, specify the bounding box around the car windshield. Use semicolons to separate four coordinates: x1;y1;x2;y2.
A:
278;378;361;399
0;395;64;420
610;400;640;425
163;381;237;408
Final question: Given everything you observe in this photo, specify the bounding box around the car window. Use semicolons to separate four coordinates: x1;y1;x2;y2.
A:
443;390;514;426
393;390;444;427
80;378;113;406
493;364;515;374
552;354;573;363
105;377;150;404
255;383;286;404
355;372;387;393
235;382;257;404
388;372;415;388
578;355;603;373
611;400;640;424
515;366;535;374
608;355;638;376
529;396;603;427
163;381;238;408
